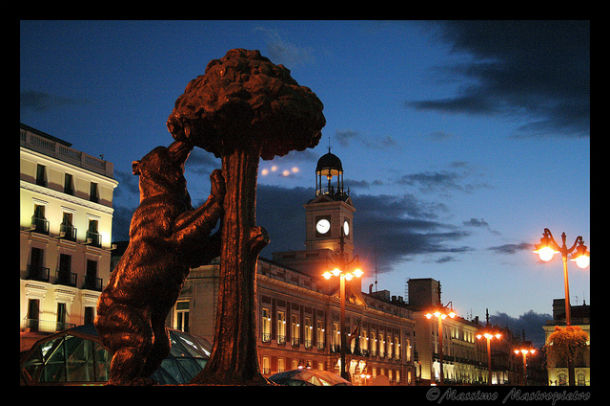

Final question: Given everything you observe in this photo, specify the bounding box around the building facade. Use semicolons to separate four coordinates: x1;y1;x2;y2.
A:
543;299;590;386
169;150;417;384
19;124;118;351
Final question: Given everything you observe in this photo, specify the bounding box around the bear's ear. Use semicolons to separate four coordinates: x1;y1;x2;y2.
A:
132;161;141;175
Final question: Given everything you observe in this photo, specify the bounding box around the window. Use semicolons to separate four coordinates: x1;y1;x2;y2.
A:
28;247;48;281
85;260;99;290
276;311;286;344
175;301;190;332
64;173;74;195
89;182;99;203
291;314;300;346
61;212;76;241
370;330;377;356
27;299;40;332
277;358;285;373
32;204;48;234
394;336;401;360
332;321;340;351
87;220;100;247
304;317;312;349
36;164;47;186
84;306;95;325
57;303;67;331
261;308;271;342
57;254;75;286
262;357;270;375
378;333;385;357
316;319;325;349
361;329;368;353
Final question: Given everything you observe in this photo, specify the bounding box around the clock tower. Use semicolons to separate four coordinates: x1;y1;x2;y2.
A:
304;149;355;259
272;148;356;276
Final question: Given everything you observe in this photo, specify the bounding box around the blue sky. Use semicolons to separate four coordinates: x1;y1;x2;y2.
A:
20;20;590;337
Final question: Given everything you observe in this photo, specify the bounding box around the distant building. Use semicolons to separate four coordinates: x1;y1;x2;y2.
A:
19;124;118;352
170;150;417;384
406;278;489;384
543;299;590;386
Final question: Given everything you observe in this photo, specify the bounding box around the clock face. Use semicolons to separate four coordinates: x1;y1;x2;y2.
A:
316;218;330;234
343;220;350;236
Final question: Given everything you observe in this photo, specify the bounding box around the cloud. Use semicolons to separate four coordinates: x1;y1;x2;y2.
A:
396;168;490;195
111;205;135;242
20;90;88;112
335;129;397;149
408;21;589;138
254;26;315;67
463;217;501;235
490;310;553;347
487;242;533;255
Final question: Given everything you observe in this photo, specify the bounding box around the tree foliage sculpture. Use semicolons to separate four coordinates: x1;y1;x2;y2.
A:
545;325;589;386
167;49;325;384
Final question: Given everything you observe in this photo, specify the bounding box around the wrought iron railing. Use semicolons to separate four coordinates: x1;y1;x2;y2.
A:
26;265;50;282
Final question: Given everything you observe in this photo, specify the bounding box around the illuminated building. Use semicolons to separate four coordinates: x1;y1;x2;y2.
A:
19;124;118;352
172;149;417;385
543;298;590;386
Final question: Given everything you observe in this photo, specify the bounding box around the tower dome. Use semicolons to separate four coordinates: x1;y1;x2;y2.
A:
315;148;347;200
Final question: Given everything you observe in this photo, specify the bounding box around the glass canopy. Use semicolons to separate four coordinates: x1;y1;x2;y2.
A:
20;324;211;385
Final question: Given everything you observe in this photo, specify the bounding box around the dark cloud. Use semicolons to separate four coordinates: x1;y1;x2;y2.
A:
396;168;490;195
255;184;473;272
113;169;139;200
111;205;135;242
487;242;533;255
335;129;397;149
20;90;88;112
490;310;553;347
408;21;589;138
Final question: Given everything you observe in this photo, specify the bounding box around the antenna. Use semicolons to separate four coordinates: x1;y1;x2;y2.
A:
328;134;332;153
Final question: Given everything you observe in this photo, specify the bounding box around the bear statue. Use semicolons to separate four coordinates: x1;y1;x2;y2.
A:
94;139;224;385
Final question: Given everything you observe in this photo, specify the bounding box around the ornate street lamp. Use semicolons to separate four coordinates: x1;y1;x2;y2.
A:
425;307;457;385
513;347;536;385
476;329;503;385
533;228;590;326
322;228;363;381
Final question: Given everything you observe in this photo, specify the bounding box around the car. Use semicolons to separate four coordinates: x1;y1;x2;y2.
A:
20;324;212;385
268;369;352;386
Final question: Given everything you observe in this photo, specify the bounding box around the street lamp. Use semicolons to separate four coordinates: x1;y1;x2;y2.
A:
322;229;363;381
513;347;536;385
425;307;456;385
476;330;503;385
533;228;590;326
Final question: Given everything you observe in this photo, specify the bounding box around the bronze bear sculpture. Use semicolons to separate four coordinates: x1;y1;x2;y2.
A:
95;139;224;385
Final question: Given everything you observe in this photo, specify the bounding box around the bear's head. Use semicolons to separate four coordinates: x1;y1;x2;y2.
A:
132;140;193;206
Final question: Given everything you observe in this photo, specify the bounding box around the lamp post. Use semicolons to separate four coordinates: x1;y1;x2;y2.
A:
322;228;363;381
476;330;502;385
533;228;590;326
425;307;456;385
513;347;536;385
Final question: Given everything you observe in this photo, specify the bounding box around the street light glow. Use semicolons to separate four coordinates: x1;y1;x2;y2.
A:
534;246;558;262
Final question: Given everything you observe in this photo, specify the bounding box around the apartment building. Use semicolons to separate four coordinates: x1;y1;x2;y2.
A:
19;123;118;351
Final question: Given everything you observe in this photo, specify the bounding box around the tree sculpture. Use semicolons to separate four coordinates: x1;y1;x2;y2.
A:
545;325;589;386
167;49;325;384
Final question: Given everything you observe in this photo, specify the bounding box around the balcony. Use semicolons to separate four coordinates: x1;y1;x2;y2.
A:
82;275;103;291
55;269;77;287
291;337;301;347
277;335;286;345
26;265;50;282
31;216;49;234
60;224;77;241
86;231;102;248
261;333;271;343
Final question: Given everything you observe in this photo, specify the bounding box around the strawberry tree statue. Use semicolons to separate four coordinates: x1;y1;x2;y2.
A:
167;49;325;384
